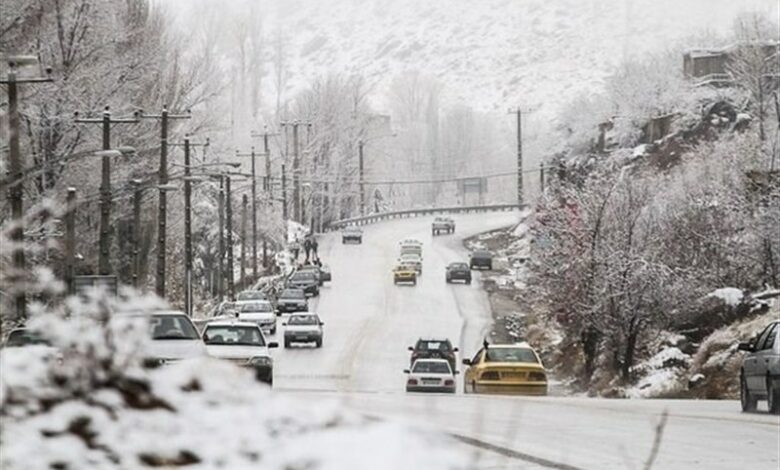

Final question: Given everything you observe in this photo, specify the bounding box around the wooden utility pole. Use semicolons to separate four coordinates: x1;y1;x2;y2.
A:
241;194;248;287
74;106;138;275
64;188;77;294
139;106;191;299
251;127;280;268
1;58;53;320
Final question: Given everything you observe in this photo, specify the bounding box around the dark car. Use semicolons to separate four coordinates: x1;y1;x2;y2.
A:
739;320;780;414
469;250;493;270
408;338;459;371
298;264;331;286
342;226;363;244
446;262;472;284
288;271;320;296
3;328;51;347
276;288;308;314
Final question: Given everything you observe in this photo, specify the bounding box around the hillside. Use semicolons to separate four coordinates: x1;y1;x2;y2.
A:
259;0;777;116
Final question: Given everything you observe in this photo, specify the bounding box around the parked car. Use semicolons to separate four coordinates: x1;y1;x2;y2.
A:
469;249;493;270
236;300;277;335
393;264;418;285
298;265;330;286
432;217;455;235
446;262;472;284
462;342;547;395
409;338;459;371
342;226;363;244
283;312;324;348
739;320;780;414
3;328;52;347
236;290;268;301
276;288;308;314
404;359;457;393
288;271;320;296
142;310;208;367
201;320;278;385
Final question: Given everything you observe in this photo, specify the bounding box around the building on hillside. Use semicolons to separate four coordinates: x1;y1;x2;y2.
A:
683;41;779;87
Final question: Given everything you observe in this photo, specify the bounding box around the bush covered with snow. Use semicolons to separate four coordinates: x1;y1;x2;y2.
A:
1;290;469;470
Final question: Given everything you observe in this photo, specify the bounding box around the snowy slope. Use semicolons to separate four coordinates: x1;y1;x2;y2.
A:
260;0;777;115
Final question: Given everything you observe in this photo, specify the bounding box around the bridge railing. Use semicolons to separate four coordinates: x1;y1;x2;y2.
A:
324;203;524;231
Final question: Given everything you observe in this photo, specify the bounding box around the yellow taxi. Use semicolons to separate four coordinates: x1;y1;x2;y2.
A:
462;342;547;395
393;263;418;286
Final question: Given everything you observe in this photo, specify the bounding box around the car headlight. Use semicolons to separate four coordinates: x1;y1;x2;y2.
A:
249;356;272;366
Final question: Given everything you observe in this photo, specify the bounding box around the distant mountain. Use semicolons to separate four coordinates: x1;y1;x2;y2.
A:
266;0;777;117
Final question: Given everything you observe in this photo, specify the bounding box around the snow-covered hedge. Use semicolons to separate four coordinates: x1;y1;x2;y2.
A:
1;290;468;470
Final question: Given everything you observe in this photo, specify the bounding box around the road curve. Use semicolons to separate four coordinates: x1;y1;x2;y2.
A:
272;211;780;469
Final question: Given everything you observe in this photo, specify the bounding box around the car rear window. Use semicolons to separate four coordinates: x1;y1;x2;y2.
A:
413;361;451;374
239;302;273;313
150;315;200;340
416;340;452;352
484;347;538;363
237;291;266;301
288;315;319;325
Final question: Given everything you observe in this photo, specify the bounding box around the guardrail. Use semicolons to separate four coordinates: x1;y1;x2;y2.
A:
325;203;524;231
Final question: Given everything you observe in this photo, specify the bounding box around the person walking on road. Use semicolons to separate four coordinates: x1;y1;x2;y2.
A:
312;237;319;261
303;237;313;263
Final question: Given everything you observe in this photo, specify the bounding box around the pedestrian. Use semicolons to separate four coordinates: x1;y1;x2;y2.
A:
291;238;300;262
312;237;319;259
303;237;312;263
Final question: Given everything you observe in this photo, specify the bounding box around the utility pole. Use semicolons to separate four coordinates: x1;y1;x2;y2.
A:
280;120;311;223
241;194;248;287
236;147;259;279
217;181;225;301
74;106;138;275
131;180;143;288
513;108;523;205
225;175;235;300
2;57;53;321
358;140;365;216
171;137;208;316
139;106;191;299
64;188;76;294
250;127;280;269
539;162;545;195
281;163;288;221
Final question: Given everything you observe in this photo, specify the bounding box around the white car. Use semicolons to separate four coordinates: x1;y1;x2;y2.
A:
202;320;278;385
404;358;457;393
236;300;277;335
283;313;324;348
143;310;207;366
398;254;423;275
400;238;423;248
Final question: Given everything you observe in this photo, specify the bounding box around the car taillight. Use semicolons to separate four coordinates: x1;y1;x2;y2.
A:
407;378;418;385
529;372;547;382
444;379;454;386
480;371;500;380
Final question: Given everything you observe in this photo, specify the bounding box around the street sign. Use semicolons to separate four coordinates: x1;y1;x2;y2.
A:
73;275;118;297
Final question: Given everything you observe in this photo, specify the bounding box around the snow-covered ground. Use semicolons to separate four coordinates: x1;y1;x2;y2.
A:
270;212;780;469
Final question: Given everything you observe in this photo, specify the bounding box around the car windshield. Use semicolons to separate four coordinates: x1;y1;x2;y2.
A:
291;272;315;281
203;326;265;346
239;302;273;313
473;250;490;257
413;361;451;374
237;291;266;301
288;315;319;325
484;347;538;363
416;340;453;352
5;329;51;347
150;315;200;340
450;263;468;269
281;289;305;300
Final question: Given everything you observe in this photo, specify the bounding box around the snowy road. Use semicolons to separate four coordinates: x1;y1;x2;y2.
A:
271;212;780;469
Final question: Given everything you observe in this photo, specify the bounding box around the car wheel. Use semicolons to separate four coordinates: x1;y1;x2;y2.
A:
284;339;290;348
487;263;492;270
741;374;758;412
768;377;780;414
445;276;450;283
466;278;472;285
316;338;323;348
412;280;417;286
